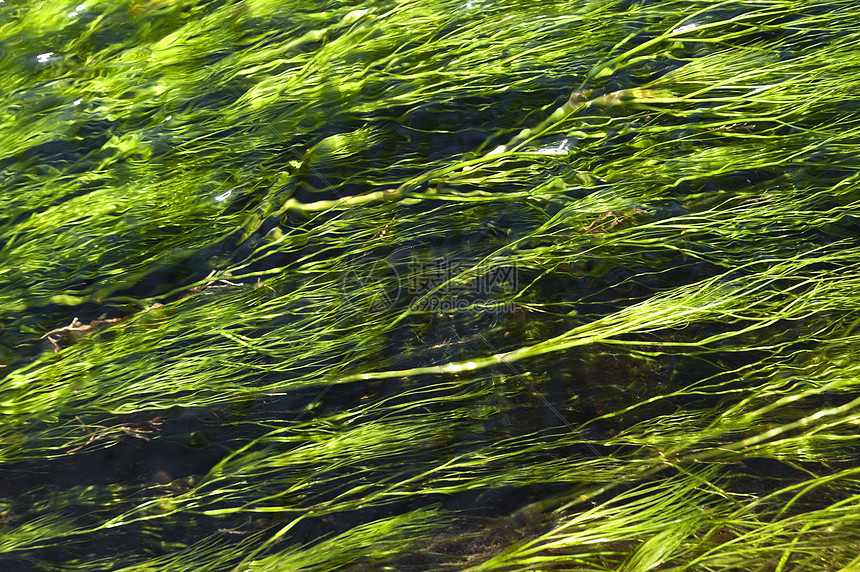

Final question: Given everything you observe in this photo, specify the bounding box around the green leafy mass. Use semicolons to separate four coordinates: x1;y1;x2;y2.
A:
1;0;859;569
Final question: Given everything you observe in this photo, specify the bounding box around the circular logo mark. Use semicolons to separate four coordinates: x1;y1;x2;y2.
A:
340;256;401;312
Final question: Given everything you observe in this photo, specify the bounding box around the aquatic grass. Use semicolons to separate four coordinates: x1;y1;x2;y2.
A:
2;0;860;569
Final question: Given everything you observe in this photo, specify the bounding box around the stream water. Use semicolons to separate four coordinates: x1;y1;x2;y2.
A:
2;1;860;570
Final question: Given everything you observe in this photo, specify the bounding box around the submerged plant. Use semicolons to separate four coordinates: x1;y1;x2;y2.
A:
1;0;859;570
